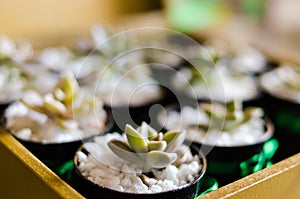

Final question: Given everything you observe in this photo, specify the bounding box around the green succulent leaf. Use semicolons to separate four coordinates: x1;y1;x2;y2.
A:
54;118;77;130
107;139;142;163
148;140;167;151
225;112;237;121
126;124;148;153
163;130;186;152
147;125;158;140
226;100;237;112
200;103;224;120
43;94;66;115
55;74;78;105
53;88;65;101
21;91;44;110
146;151;177;169
154;132;164;141
244;107;263;118
139;122;158;140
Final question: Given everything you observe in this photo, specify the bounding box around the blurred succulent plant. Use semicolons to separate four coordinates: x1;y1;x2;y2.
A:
0;36;33;65
20;72;94;130
192;100;263;131
108;122;187;172
278;65;300;90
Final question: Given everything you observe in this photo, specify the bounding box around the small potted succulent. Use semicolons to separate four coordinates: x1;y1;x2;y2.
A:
64;25;168;129
259;64;300;161
73;122;207;199
3;71;110;160
157;100;275;186
170;43;269;106
0;36;33;113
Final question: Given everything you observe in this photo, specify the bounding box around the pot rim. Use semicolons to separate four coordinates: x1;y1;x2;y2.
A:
2;110;114;146
156;103;274;148
73;141;207;196
193;117;274;148
259;66;300;104
102;86;167;109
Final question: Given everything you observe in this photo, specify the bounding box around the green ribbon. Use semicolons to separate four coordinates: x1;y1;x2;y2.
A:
195;176;218;198
42;159;74;181
240;139;279;177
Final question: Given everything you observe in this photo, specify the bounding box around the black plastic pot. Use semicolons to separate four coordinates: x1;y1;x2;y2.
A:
0;102;11;119
103;87;174;133
72;143;207;199
1;111;114;162
155;103;274;186
194;120;273;186
258;65;300;162
259;91;300;162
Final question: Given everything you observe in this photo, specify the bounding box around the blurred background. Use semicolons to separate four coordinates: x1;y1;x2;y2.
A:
0;0;299;37
1;0;300;64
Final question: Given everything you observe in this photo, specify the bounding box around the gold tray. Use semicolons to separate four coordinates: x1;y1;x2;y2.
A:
1;127;299;198
1;7;300;198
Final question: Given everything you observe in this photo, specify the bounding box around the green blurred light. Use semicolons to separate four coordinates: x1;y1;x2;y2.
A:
167;0;230;32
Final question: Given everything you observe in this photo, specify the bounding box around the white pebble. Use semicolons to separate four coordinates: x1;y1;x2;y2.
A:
111;177;120;186
187;174;194;182
130;176;144;187
165;165;178;180
149;185;162;193
115;185;124;192
121;175;132;188
78;162;85;171
16;129;32;140
147;178;157;186
76;151;87;163
85;162;96;170
89;168;105;177
133;184;149;193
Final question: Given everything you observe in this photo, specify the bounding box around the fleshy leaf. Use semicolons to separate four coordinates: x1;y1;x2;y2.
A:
200;103;224;119
148;140;167;151
54;118;77;130
107;139;142;163
43;94;66;115
53;88;65;101
163;130;186;152
146;151;177;169
226;100;238;112
64;75;77;104
55;73;78;105
139;122;158;139
153;132;163;141
126;124;148;153
173;145;190;166
244;107;263;118
147;124;158;140
21;91;44;110
139;122;149;138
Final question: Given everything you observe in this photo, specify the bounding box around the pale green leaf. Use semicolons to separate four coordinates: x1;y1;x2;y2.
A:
146;151;177;169
107;139;142;163
125;124;148;153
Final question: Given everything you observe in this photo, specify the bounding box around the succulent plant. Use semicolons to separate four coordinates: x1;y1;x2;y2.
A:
191;100;263;132
20;72;95;130
0;36;33;65
107;122;187;172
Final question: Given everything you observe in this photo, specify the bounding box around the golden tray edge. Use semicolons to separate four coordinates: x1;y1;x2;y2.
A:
0;127;84;199
1;125;300;199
